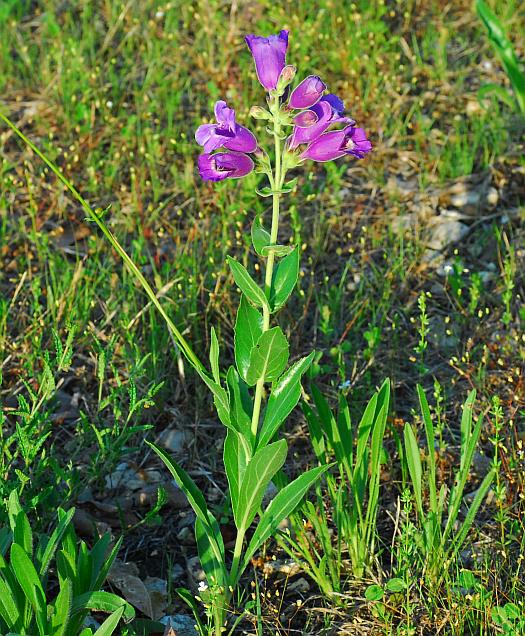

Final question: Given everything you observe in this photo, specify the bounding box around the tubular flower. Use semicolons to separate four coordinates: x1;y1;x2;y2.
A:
195;100;257;154
289;75;327;109
197;151;254;182
245;30;289;91
288;100;333;149
300;126;372;162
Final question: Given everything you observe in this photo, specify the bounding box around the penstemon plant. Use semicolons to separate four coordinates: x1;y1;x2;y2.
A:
147;30;373;634
0;29;372;636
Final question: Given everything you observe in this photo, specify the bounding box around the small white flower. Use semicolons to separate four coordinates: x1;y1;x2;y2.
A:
198;581;208;592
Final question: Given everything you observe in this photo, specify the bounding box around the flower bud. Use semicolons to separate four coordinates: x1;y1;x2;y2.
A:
289;75;327;109
275;65;297;95
249;105;271;120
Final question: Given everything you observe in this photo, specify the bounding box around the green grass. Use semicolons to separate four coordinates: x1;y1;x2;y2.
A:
1;0;524;633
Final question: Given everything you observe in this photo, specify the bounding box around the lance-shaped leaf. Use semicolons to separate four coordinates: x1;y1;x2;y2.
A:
224;429;251;524
241;464;330;573
70;592;135;622
195;518;226;589
199;371;230;427
245;327;289;386
92;605;125;636
251;214;271;255
234;296;263;382
10;543;47;633
146;442;226;580
227;256;269;310
50;579;72;636
226;366;253;443
258;352;314;448
209;327;220;384
235;440;288;531
269;247;299;312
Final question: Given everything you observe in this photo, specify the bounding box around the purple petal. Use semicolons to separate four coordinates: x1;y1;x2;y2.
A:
214;100;236;132
288;100;333;149
222;125;258;153
197;152;254;182
198;153;230;181
215;151;254;178
245;30;289;91
195;124;227;153
289;75;327;110
300;129;348;162
345;127;372;158
293;110;319;128
320;93;345;116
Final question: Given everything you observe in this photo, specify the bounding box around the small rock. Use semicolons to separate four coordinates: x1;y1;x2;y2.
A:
186;556;206;590
160;614;197;636
158;429;191;455
426;219;469;252
176;526;193;544
288;577;310;593
390;213;417;234
263;559;302;577
450;190;481;209
171;564;185;581
486;187;499;207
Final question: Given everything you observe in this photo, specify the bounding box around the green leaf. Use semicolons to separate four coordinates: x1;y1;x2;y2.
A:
385;577;406;592
37;507;75;578
477;83;517;110
365;584;384;601
8;491;32;556
91;535;122;591
177;587;207;635
260;245;294;257
209;327;220;384
71;592;135;622
476;0;525;114
226;366;253;442
259;352;314;448
146;442;225;572
235;440;288;531
0;576;20;628
10;543;47;633
404;424;424;521
92;606;125;636
0;527;12;556
254;186;274;198
269;247;299;312
251;215;271;255
234;296;263;382
50;579;72;636
241;464;330;572
227;256;268;310
195;518;226;588
199;371;231;427
224;429;251;521
245;327;289;386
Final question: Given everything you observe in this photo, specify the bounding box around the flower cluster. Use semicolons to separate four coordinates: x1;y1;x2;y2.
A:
195;29;371;181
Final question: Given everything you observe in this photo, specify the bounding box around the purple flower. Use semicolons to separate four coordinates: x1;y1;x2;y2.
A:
289;75;327;109
195;100;257;154
245;30;289;91
300;126;372;162
198;151;254;182
288;100;333;149
293;110;319;128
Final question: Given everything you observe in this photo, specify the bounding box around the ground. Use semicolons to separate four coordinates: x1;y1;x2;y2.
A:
0;1;524;634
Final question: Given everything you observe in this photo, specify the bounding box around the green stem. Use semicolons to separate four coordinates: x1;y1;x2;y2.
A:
250;106;283;438
228;526;246;589
0;111;206;376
